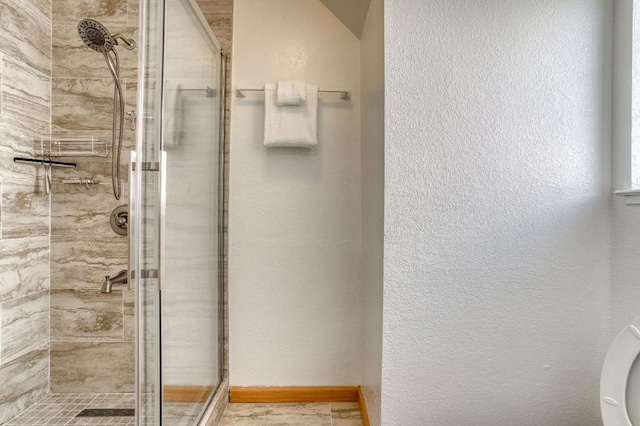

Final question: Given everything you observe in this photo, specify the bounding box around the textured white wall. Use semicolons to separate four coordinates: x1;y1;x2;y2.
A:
360;0;384;424
229;0;362;386
611;0;640;338
383;1;611;424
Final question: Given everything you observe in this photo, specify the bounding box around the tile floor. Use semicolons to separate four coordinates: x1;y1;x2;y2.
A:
5;394;136;425
220;402;364;426
5;397;363;426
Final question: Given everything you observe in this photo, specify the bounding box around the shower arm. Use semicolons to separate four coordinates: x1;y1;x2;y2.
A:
112;34;137;50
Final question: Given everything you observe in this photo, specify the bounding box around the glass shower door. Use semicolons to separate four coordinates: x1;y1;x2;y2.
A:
161;0;223;422
134;0;223;424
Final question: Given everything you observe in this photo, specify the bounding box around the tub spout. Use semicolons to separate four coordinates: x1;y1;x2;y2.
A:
101;269;128;293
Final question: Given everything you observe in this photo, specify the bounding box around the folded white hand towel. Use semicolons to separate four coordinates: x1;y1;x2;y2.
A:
276;80;307;106
264;82;318;148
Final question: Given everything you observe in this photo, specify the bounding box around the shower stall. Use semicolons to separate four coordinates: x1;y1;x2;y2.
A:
0;0;227;423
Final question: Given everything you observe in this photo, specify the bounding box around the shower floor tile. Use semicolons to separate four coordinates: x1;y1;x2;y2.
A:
220;402;363;426
5;393;136;425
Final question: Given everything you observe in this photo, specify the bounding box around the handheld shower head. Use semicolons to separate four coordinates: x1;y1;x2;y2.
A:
78;19;137;52
77;18;137;201
78;19;116;52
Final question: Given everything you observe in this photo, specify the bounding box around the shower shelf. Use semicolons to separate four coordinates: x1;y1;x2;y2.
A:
35;135;109;158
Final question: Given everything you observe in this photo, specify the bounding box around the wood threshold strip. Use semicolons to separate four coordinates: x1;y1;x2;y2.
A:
229;386;360;403
164;385;215;403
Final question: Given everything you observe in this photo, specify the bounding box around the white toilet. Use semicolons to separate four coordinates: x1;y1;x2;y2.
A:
601;316;640;425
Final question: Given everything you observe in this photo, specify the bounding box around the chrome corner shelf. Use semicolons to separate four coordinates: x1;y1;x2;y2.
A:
36;134;109;158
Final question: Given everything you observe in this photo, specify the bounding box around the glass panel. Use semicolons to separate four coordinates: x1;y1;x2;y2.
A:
161;0;222;423
135;171;162;426
135;0;222;424
134;0;165;424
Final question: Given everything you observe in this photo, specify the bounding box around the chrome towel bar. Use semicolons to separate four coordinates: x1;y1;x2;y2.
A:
13;157;77;168
236;86;351;101
175;86;216;98
13;157;77;195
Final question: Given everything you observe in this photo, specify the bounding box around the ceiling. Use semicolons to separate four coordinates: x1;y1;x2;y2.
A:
319;0;372;38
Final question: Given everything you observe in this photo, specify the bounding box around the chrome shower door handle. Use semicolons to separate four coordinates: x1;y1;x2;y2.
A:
128;150;137;291
158;150;167;292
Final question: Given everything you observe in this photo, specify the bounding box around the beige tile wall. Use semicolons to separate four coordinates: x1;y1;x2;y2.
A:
0;0;52;422
49;0;137;394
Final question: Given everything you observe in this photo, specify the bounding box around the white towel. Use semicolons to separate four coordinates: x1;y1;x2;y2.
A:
164;81;183;147
276;80;307;106
264;82;318;148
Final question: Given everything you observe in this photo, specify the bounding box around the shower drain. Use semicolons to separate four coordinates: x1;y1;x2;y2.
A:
76;408;135;417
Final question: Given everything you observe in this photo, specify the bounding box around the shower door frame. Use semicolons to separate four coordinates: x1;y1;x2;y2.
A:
132;0;164;420
133;0;226;423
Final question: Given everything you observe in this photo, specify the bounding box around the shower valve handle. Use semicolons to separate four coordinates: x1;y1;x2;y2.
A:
114;211;128;228
127;110;136;131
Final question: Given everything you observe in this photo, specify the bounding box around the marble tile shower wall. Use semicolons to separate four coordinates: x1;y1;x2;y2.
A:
49;0;139;393
0;0;52;422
